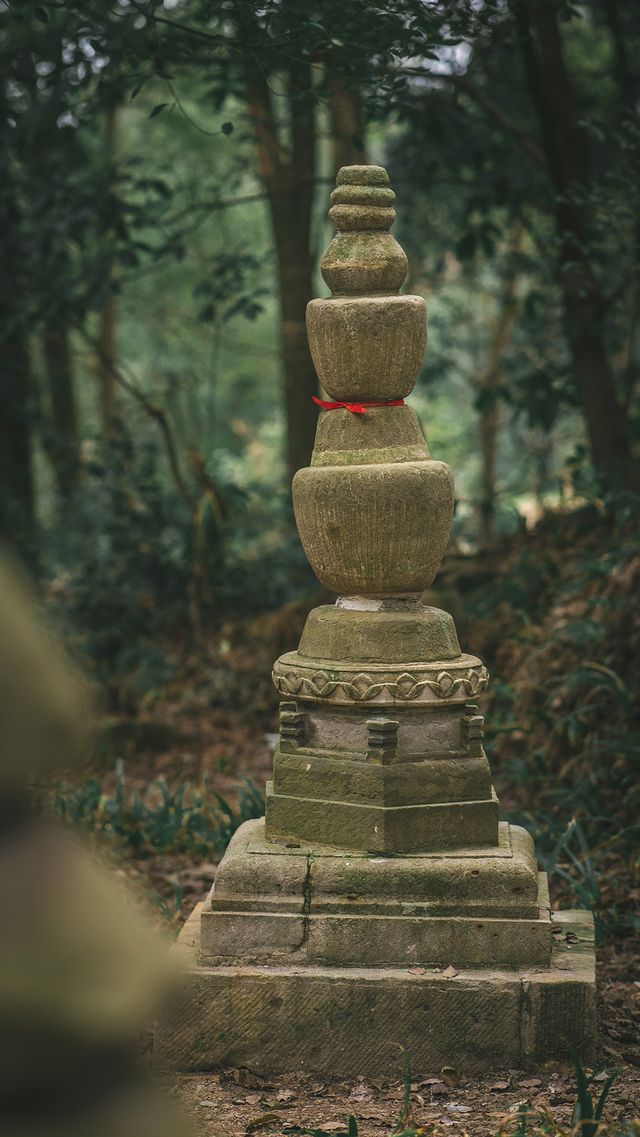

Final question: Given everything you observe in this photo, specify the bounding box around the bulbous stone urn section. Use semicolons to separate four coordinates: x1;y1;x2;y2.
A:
307;296;426;403
293;457;454;594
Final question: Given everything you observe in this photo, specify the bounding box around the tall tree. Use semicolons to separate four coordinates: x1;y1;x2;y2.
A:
384;1;640;490
96;99;121;427
244;55;319;479
42;327;80;500
476;224;523;545
511;0;636;486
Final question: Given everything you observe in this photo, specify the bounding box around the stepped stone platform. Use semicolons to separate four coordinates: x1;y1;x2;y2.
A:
155;165;596;1076
199;819;552;969
157;904;595;1075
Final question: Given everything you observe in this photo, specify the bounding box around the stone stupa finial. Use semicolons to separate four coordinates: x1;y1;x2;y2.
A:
321;165;405;296
294;163;453;598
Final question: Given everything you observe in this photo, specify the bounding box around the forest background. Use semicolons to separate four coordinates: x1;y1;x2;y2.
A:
1;0;639;1015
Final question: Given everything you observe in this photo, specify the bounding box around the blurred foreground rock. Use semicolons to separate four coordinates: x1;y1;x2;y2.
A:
0;559;190;1136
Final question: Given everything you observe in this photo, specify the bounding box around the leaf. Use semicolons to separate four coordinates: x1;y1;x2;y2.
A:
518;1078;542;1088
149;103;170;119
233;1068;264;1088
442;964;458;978
440;1066;460;1087
428;1082;448;1096
490;1080;511;1092
246;1114;282;1132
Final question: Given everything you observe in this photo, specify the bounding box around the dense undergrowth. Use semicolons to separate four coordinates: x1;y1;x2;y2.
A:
52;758;264;859
463;495;640;938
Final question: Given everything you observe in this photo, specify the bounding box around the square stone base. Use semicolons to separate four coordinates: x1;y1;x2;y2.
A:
201;819;553;969
156;905;596;1076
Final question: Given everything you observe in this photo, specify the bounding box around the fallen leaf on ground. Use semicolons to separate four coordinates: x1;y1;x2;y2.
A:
440;1067;460;1087
508;1100;531;1114
428;1082;449;1096
246;1114;281;1132
233;1069;264;1089
518;1079;542;1089
489;1080;510;1092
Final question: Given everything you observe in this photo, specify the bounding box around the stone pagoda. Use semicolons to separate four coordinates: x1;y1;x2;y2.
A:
159;166;595;1076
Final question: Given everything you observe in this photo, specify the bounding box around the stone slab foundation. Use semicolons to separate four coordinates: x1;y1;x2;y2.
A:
156;904;596;1077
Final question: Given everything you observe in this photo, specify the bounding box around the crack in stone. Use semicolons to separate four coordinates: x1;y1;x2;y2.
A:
300;852;314;951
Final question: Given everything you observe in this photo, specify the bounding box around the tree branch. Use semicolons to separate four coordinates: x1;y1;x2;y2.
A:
446;73;548;170
80;330;195;509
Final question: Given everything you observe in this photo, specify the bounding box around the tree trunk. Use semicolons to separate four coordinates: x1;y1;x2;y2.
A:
476;226;521;546
98;294;118;424
0;334;34;548
246;62;318;481
514;0;638;487
97;103;120;427
478;402;501;546
0;169;34;550
327;75;365;173
43;325;79;499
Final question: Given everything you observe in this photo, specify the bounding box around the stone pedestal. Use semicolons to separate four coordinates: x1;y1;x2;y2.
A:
157;166;595;1075
157;905;595;1075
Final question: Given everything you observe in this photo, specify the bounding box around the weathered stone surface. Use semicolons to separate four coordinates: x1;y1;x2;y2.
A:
272;750;493;807
311;405;428;467
319;166;408;293
156;905;595;1075
272;650;488;706
199;819;547;967
265;780;499;853
521;911;598;1063
298;603;461;664
307;298;426;403
206;819;541;914
293;459;455;595
298;702;476;759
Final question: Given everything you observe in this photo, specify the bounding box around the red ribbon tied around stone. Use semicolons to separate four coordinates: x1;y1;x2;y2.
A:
312;396;405;415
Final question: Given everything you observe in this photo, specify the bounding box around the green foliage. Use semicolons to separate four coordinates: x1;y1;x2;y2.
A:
43;426;194;685
571;1054;623;1137
471;500;640;936
41;415;314;691
53;759;264;858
